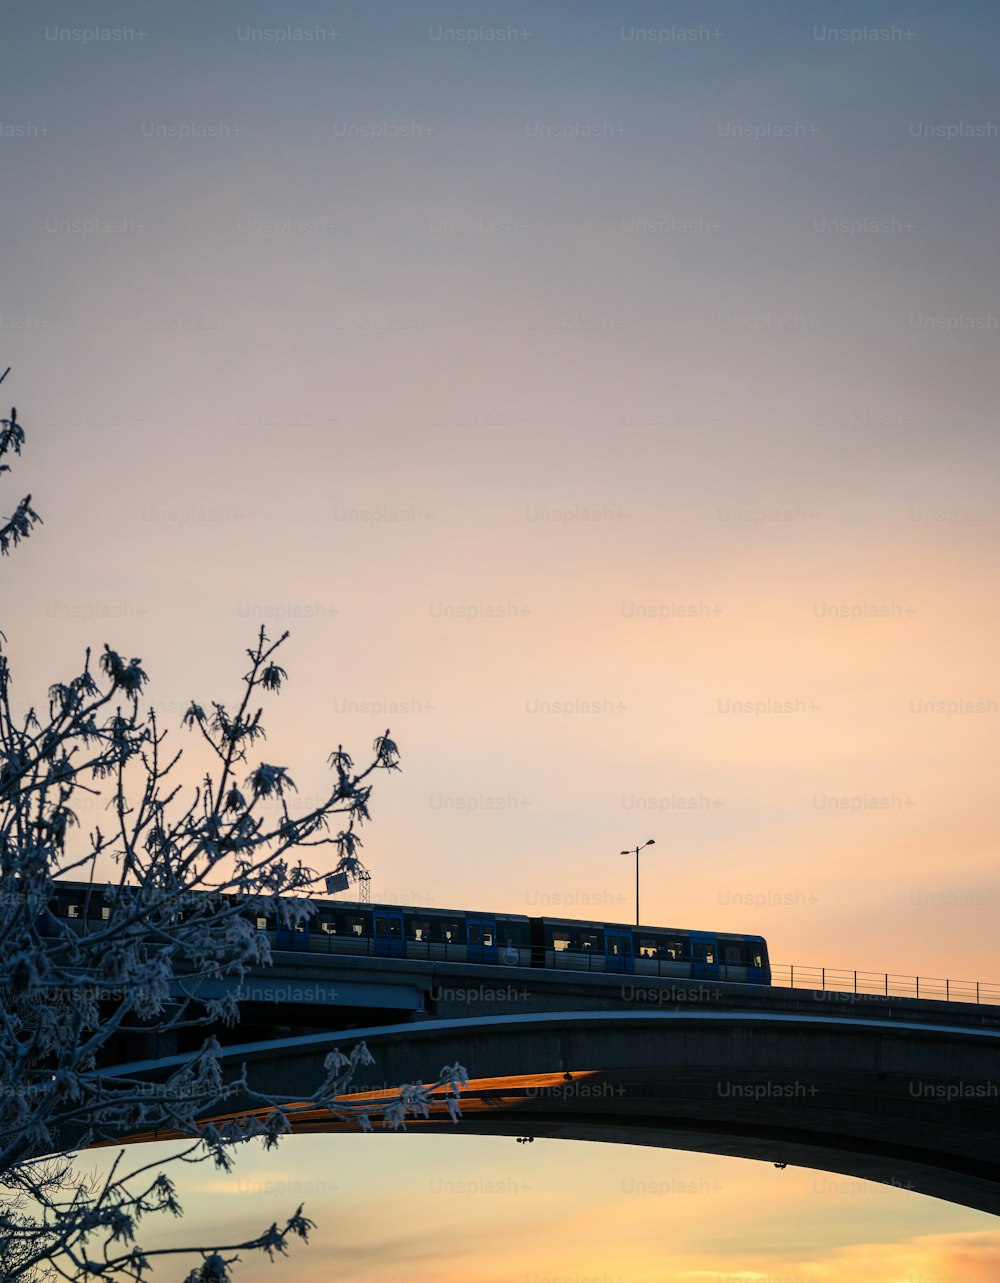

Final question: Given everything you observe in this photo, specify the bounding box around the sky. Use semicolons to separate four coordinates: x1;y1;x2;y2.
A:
3;0;1000;1277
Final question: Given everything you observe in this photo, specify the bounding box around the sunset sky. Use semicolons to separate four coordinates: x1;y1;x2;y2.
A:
3;0;1000;1277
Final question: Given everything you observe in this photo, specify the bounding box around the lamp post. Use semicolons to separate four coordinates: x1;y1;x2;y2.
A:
620;839;654;926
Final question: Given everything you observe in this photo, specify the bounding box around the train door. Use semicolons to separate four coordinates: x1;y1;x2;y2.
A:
373;909;405;958
691;932;717;979
274;919;309;951
467;917;498;964
604;928;635;974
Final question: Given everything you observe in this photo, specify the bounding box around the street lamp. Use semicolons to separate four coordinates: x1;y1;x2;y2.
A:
620;839;654;926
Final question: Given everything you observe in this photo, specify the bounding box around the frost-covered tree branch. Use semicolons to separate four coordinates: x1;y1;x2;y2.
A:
0;386;468;1280
0;371;43;556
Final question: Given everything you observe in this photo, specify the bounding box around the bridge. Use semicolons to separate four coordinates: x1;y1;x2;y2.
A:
83;951;1000;1215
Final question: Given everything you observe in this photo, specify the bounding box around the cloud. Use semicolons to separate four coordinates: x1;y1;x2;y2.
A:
717;1230;1000;1283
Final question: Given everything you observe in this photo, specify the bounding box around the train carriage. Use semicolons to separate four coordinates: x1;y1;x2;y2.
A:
263;902;535;966
532;915;770;982
398;907;531;965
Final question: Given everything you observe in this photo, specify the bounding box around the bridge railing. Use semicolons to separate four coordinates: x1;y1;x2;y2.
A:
769;964;1000;1005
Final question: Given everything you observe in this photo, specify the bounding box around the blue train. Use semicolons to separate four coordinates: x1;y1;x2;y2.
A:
44;882;771;984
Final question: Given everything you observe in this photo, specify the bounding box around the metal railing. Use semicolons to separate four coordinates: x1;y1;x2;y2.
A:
770;963;1000;1006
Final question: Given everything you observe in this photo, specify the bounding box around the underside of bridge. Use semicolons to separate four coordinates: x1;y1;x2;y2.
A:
90;1010;1000;1216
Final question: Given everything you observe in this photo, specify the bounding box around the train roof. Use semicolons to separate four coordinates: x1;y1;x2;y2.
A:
45;881;766;940
360;902;530;922
535;914;767;941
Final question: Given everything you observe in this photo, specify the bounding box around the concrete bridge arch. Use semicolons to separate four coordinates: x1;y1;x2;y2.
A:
104;1008;1000;1215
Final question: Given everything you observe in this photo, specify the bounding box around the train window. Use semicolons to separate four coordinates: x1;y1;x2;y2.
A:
723;942;747;965
641;935;687;959
388;918;402;939
256;916;268;930
482;925;494;946
752;949;764;968
101;906;110;920
705;943;715;963
375;918;387;937
692;941;702;959
469;923;481;945
66;904;79;919
554;928;602;952
323;913;370;936
404;917;465;943
494;922;522;948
